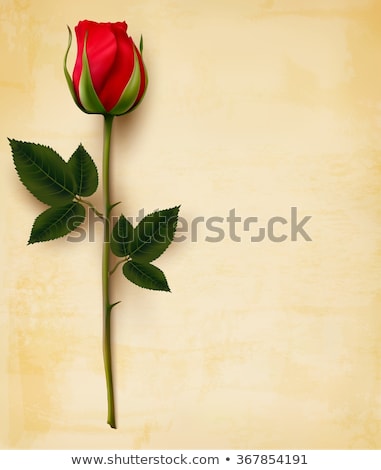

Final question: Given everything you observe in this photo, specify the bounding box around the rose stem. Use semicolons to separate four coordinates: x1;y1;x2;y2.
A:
102;114;117;429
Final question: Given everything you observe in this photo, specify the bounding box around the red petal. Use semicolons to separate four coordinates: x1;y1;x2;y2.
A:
97;24;135;111
73;21;118;103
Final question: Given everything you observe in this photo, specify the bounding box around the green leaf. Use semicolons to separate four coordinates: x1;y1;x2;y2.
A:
67;144;98;197
63;26;86;113
139;35;143;54
9;139;77;206
129;206;180;263
28;202;85;244
110;214;134;257
123;261;170;292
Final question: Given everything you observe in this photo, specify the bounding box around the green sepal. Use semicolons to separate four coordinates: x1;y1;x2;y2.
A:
129;206;180;263
78;33;106;114
109;49;141;115
139;35;143;54
9;139;77;206
67;144;98;197
28;202;86;244
64;26;86;113
127;61;148;113
122;261;170;292
110;214;134;257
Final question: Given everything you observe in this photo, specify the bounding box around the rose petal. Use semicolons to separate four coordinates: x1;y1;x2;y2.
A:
97;24;135;111
73;21;118;101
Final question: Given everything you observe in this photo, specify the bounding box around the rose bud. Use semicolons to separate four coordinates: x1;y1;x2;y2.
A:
64;20;148;115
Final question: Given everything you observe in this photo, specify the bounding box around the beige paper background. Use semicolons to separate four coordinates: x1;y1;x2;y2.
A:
1;0;381;449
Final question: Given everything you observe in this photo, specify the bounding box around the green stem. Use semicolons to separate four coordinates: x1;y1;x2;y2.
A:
102;114;117;429
76;197;104;219
110;258;128;276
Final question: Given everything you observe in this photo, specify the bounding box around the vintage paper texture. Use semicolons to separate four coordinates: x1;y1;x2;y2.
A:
0;0;381;449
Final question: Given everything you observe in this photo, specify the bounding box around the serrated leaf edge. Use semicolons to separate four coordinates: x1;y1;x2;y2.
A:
123;261;171;292
68;143;99;197
9;139;77;205
28;202;85;245
129;205;180;261
110;214;134;258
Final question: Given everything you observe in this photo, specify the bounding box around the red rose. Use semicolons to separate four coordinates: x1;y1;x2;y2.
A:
64;20;147;115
